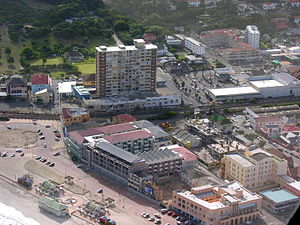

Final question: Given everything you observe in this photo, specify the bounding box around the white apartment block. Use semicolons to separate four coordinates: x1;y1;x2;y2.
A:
184;37;206;56
95;39;157;98
245;25;260;49
221;151;288;190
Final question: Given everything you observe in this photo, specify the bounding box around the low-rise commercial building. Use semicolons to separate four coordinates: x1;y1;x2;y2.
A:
260;189;299;213
38;197;68;217
58;81;76;97
208;86;260;101
184;37;206;56
62;108;90;127
285;181;300;197
82;94;181;112
31;74;51;94
6;75;28;98
32;88;51;104
73;86;91;100
172;181;262;225
138;148;183;181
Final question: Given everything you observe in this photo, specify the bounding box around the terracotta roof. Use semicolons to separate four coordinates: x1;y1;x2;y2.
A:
112;114;136;123
103;129;153;143
82;74;95;82
31;74;49;85
68;123;137;144
170;146;197;162
283;125;300;132
98;123;136;135
62;108;72;119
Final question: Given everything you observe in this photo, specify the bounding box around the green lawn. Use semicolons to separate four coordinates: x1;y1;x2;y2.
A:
31;57;63;66
75;61;96;74
50;71;66;79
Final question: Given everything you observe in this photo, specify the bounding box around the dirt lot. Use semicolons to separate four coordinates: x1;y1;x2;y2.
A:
0;129;38;148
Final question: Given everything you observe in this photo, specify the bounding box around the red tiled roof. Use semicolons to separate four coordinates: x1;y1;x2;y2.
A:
103;129;153;143
68;123;137;144
283;125;300;132
170;146;197;162
31;74;49;85
112;114;136;123
98;123;136;135
62;108;72;119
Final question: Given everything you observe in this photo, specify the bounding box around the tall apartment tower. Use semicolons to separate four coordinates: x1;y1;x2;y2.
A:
95;39;157;98
245;25;260;49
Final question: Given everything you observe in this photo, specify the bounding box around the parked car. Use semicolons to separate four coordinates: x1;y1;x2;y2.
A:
148;217;155;222
1;152;8;157
10;153;15;157
20;153;24;157
16;149;22;153
36;129;41;133
43;143;47;148
45;125;51;128
39;136;45;140
97;188;103;193
49;162;55;167
167;211;173;216
53;152;60;156
53;130;59;133
160;209;168;214
35;156;41;160
55;133;61;138
7;126;12;129
55;137;60;141
154;213;161;219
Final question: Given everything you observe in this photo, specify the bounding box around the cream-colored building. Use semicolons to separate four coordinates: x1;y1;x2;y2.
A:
95;39;157;98
172;181;262;225
220;150;288;190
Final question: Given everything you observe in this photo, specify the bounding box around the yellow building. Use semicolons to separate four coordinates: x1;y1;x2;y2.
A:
62;108;90;127
172;181;262;225
220;150;288;190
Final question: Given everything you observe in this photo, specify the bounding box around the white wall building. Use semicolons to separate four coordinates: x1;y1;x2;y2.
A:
246;25;260;49
184;37;206;56
83;95;181;112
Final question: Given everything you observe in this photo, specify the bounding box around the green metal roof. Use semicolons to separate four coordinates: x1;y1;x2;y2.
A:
39;197;68;212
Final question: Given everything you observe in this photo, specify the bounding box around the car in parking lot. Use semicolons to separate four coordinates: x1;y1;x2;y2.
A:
16;149;22;153
77;164;83;168
40;158;47;163
36;129;41;133
97;188;103;193
55;137;60;141
43;143;47;148
53;152;60;156
160;209;168;214
154;219;161;224
148;217;155;222
46;161;51;165
154;213;161;219
38;131;43;135
55;133;61;138
49;162;55;167
35;156;41;160
39;136;45;140
45;125;51;128
1;152;8;157
167;211;173;216
53;130;59;133
10;153;15;157
20;153;24;157
7;126;12;129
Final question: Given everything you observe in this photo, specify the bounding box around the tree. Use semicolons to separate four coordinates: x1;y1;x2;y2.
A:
114;20;129;32
21;48;35;60
5;48;11;54
7;56;14;64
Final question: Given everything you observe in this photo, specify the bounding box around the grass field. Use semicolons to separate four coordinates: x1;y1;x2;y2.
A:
74;58;96;74
31;57;63;66
50;71;66;79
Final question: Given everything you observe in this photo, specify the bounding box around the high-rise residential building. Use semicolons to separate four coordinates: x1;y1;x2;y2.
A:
220;150;288;189
172;181;262;225
245;25;260;49
95;39;157;98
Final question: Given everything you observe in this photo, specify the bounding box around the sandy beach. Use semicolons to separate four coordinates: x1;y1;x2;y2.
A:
0;180;88;225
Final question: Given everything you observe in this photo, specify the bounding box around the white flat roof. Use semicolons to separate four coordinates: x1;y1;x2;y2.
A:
96;43;157;52
210;86;259;97
58;81;76;94
289;181;300;190
250;80;285;88
226;154;254;167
